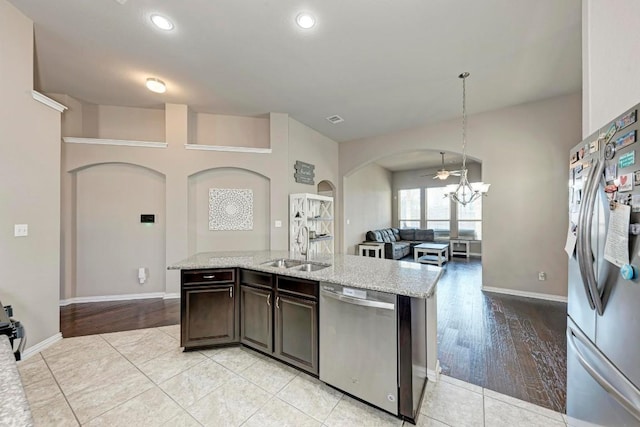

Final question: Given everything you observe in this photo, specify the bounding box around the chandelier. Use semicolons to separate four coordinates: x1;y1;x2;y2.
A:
445;72;490;206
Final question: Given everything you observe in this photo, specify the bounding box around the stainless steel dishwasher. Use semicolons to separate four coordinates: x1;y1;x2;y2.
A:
319;283;398;415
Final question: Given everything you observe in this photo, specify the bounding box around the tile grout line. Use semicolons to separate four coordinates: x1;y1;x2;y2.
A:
110;329;227;425
482;387;486;427
483;390;567;424
40;347;83;426
72;333;154;424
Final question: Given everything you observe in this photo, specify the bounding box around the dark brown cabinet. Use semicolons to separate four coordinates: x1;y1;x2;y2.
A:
181;269;239;349
239;269;319;375
274;275;319;374
274;293;318;373
239;270;273;353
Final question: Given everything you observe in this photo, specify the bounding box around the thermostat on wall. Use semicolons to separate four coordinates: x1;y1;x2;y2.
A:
140;214;155;223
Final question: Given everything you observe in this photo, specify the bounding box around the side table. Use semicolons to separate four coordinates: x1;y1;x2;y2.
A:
450;239;470;258
359;243;384;258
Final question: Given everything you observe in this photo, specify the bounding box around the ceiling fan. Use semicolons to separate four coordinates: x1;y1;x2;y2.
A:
431;152;461;180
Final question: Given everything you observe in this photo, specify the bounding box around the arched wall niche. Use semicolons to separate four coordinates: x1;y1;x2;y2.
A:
188;167;271;254
72;162;167;298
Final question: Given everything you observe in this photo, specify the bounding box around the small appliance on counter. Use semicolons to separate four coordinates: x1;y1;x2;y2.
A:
0;299;26;361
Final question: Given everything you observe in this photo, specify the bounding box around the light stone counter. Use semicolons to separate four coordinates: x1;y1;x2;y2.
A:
168;250;443;298
0;336;33;427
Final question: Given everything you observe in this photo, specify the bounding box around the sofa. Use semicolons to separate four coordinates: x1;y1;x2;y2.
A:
365;228;435;260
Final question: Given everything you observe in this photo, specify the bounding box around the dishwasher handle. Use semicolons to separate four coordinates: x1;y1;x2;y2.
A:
320;289;395;310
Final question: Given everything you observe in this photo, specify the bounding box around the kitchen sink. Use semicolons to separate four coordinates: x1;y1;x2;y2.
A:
296;262;331;272
261;258;305;268
261;259;330;271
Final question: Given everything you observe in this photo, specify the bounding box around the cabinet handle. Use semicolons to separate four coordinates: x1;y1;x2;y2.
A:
267;293;271;306
276;296;280;309
203;275;216;279
229;287;233;298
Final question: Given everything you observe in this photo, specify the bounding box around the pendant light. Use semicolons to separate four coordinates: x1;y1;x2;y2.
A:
445;72;490;206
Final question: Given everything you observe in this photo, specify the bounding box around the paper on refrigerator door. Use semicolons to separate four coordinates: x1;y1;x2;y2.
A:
604;203;631;267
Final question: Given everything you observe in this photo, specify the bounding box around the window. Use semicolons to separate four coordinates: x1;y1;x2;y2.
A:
458;191;482;240
426;187;450;240
398;188;420;228
398;185;483;241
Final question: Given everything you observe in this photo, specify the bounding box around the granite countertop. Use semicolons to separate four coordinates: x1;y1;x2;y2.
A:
0;336;33;427
169;251;442;298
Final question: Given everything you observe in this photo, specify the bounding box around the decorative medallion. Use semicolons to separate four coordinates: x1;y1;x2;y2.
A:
209;189;253;230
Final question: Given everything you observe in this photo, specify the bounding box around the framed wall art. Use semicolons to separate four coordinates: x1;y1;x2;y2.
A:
208;188;253;230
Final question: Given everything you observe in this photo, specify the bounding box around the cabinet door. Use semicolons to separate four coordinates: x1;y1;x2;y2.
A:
240;285;273;353
275;293;318;374
182;284;236;348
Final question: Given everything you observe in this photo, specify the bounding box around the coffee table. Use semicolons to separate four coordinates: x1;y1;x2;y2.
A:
414;243;449;266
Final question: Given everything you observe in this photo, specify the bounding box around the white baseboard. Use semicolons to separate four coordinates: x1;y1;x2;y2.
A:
427;360;441;382
482;286;567;303
59;292;174;306
20;333;63;360
163;293;180;300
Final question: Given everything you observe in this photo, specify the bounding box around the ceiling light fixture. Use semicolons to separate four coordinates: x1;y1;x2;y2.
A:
145;77;166;93
445;72;490;206
150;14;174;31
296;13;315;29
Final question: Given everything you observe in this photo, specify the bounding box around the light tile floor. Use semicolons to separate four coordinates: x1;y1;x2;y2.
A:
18;325;569;426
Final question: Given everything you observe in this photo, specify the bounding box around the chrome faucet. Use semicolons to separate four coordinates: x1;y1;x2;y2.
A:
301;225;310;261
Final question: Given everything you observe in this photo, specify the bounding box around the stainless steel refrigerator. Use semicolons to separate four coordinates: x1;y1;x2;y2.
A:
567;103;640;426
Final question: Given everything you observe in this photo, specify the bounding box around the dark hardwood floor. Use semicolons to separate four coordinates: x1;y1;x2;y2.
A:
434;257;567;413
60;257;567;413
60;298;179;337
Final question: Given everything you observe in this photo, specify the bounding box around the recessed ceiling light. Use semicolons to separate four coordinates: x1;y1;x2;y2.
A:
146;77;166;93
296;13;315;29
150;14;174;31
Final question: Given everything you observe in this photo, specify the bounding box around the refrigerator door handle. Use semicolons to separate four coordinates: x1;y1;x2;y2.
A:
567;324;640;422
582;158;606;315
576;159;599;311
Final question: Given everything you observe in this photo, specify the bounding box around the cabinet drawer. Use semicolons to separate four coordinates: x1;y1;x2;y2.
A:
240;269;273;289
182;269;235;285
276;276;318;300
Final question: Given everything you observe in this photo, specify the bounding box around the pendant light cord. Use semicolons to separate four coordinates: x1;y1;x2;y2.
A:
460;72;468;171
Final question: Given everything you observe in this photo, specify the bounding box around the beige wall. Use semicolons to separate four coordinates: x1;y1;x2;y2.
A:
75;164;166;297
60;104;339;300
95;105;165;141
583;0;640;135
288;118;341;248
189;112;269;148
0;0;62;348
188;168;270;253
343;163;393;255
340;93;581;297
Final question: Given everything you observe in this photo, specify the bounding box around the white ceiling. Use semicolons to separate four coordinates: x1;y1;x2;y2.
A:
375;150;469;172
10;0;581;144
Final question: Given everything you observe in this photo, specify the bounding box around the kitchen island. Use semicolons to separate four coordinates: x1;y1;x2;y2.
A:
169;250;442;424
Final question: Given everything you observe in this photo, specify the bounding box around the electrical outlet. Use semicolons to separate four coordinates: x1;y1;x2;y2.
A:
274;220;282;228
14;224;28;237
538;271;547;281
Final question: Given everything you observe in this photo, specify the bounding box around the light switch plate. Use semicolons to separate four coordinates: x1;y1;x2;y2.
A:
275;220;282;228
14;224;28;237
